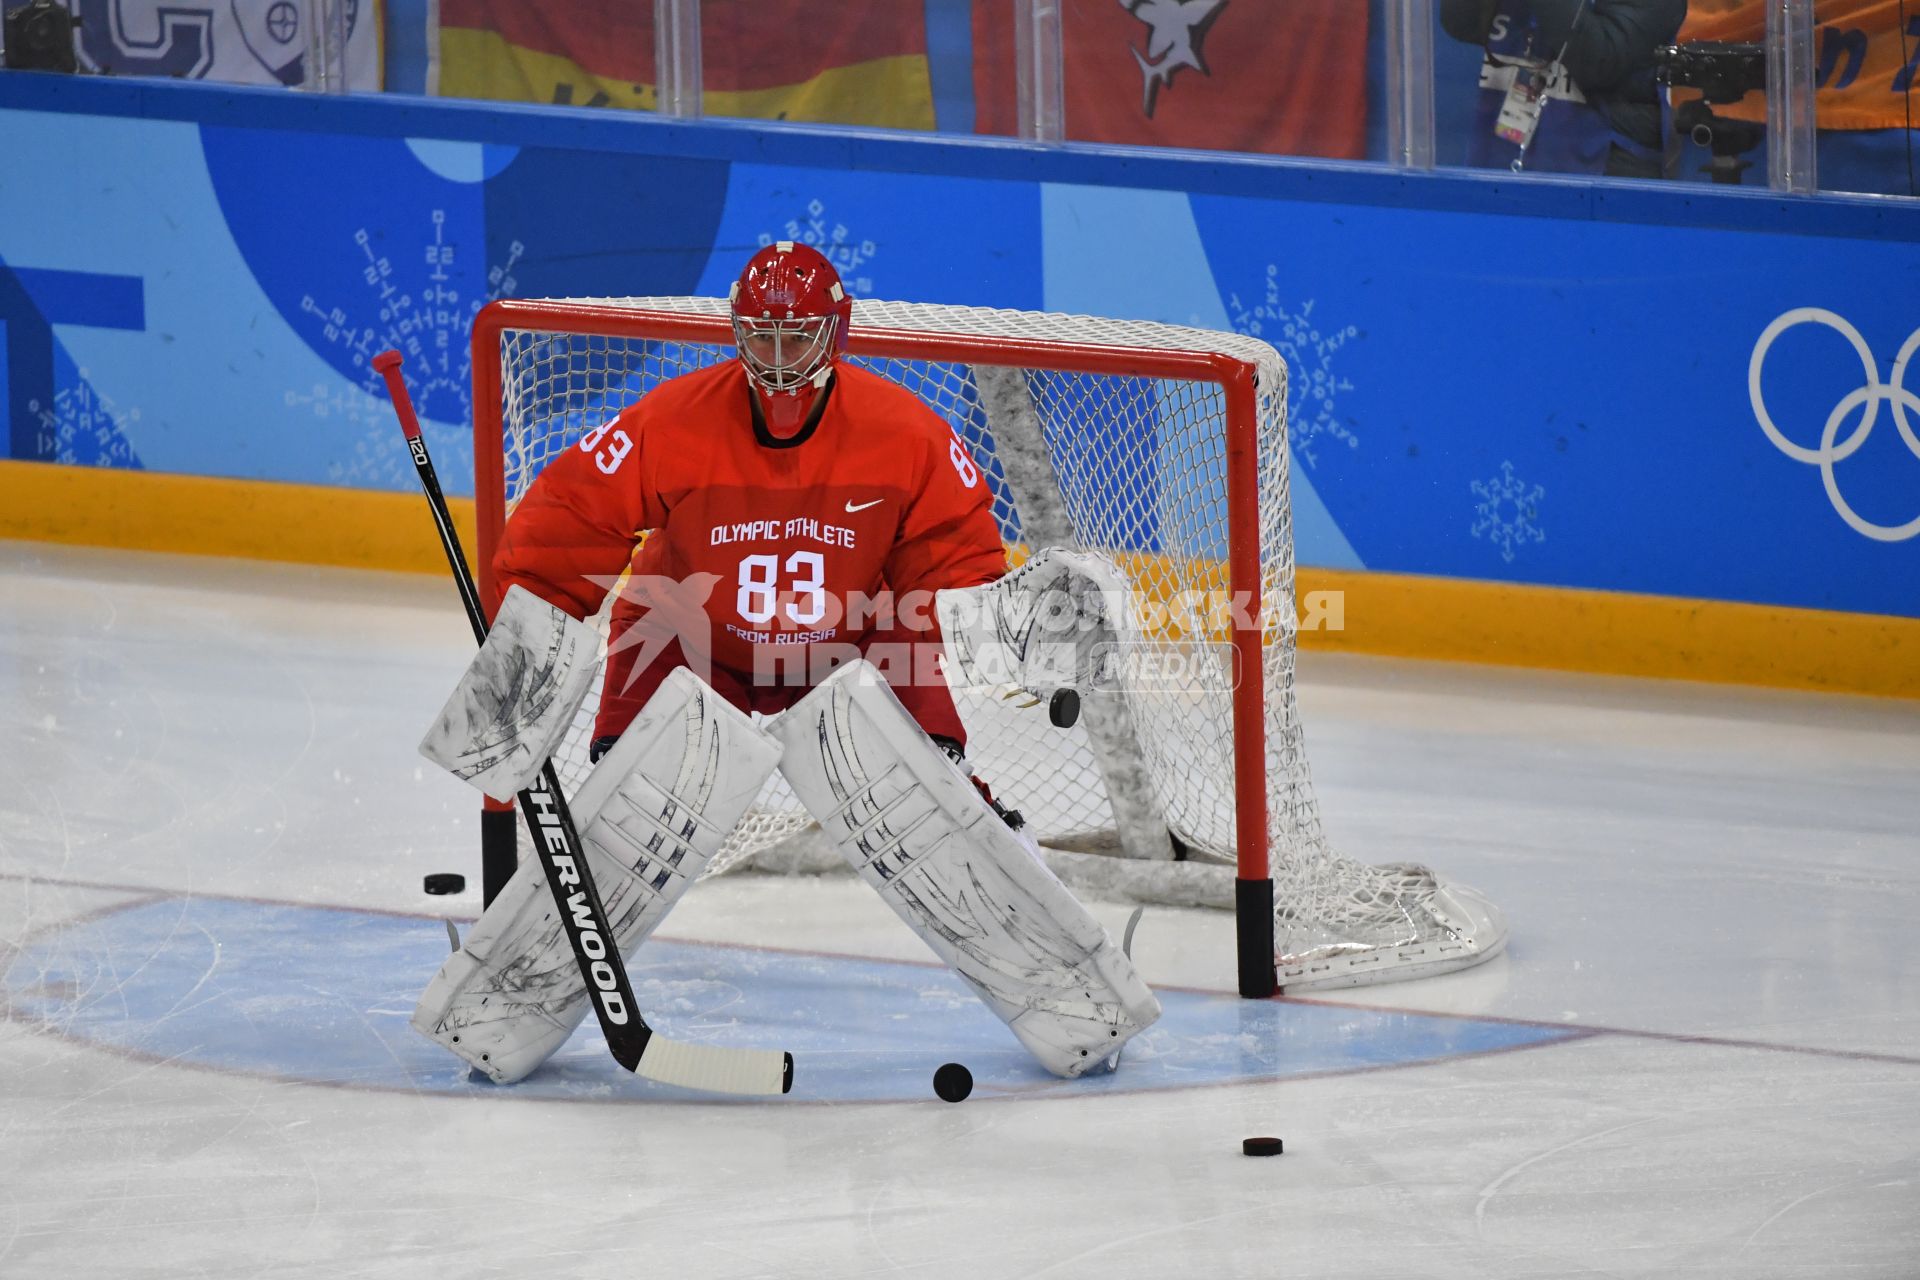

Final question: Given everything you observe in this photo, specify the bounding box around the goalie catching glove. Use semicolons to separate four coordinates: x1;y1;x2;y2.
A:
418;584;598;802
935;547;1132;701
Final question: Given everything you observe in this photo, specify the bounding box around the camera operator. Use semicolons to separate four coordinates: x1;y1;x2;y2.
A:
1440;0;1688;177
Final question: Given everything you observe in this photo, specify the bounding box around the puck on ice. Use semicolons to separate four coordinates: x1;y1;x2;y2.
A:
933;1062;973;1103
1241;1136;1284;1157
423;872;466;896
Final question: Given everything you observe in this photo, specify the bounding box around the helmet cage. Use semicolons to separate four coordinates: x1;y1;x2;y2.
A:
730;311;839;395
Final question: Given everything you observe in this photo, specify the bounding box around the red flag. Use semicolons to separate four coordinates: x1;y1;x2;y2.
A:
974;0;1370;159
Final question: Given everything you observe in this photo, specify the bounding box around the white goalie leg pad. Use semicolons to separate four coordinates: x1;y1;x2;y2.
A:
770;660;1161;1078
412;668;781;1083
419;584;600;803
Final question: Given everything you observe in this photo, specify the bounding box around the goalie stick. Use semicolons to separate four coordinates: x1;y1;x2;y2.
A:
374;349;793;1098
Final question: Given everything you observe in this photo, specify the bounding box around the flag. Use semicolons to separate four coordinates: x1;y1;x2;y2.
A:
439;0;935;128
1679;0;1920;131
71;0;381;90
973;0;1370;158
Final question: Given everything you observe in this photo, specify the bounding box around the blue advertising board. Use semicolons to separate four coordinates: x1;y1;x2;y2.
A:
0;75;1914;619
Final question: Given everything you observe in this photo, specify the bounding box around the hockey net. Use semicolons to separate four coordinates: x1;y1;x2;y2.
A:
471;296;1505;992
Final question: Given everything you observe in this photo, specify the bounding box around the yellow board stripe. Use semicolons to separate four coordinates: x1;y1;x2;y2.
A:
1295;567;1919;700
0;460;476;576
0;460;1911;699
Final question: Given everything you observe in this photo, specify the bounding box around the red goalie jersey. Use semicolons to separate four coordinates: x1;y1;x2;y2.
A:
493;358;1007;746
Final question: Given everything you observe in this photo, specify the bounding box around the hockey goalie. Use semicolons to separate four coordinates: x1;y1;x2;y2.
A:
412;242;1161;1085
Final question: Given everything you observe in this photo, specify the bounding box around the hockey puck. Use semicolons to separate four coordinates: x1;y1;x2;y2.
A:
933;1062;973;1103
423;872;466;896
1049;687;1080;729
1242;1136;1284;1157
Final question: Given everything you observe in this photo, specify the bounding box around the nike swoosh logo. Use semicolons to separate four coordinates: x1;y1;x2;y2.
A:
845;498;884;513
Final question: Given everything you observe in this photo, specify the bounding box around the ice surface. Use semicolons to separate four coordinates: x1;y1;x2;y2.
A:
2;542;1916;1278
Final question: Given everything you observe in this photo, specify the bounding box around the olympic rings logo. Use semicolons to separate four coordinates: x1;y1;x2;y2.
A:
1749;309;1920;543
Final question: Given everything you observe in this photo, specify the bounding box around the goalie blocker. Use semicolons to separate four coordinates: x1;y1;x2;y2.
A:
418;584;599;804
771;660;1161;1077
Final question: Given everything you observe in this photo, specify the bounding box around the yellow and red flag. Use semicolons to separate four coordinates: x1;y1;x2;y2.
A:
439;0;936;129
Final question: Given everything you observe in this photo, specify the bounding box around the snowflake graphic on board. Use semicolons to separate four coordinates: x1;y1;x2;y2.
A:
297;209;525;488
27;371;143;468
759;199;878;295
1470;461;1546;562
1227;266;1360;469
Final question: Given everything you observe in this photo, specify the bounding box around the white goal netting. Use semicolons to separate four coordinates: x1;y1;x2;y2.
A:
479;296;1505;990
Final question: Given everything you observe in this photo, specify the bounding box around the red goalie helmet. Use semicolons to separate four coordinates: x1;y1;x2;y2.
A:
729;241;852;438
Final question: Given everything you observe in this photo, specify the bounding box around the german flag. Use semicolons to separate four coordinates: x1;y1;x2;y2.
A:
1680;1;1920;131
440;0;935;129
